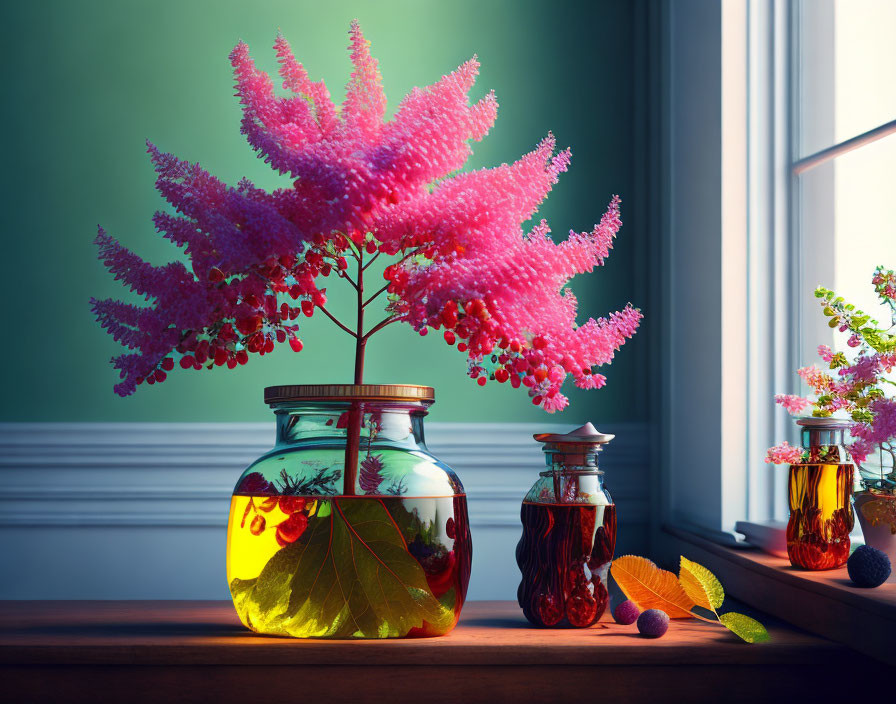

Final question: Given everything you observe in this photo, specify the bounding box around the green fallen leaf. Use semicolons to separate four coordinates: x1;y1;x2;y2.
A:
719;612;771;643
679;557;724;611
230;498;455;638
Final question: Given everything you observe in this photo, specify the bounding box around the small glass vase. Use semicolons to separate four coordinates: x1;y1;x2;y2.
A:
516;423;617;627
786;418;855;570
226;384;472;639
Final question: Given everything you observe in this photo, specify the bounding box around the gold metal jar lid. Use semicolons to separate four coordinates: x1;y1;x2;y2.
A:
796;417;852;429
264;383;435;404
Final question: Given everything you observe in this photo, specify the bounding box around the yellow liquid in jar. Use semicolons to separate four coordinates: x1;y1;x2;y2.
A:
226;494;471;638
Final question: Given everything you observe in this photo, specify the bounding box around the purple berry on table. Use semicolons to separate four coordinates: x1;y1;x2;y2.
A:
637;609;669;638
613;599;641;625
847;545;891;588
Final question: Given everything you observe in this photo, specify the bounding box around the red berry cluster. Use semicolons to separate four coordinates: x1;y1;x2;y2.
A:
134;250;328;386
132;228;461;389
240;494;311;547
398;295;588;408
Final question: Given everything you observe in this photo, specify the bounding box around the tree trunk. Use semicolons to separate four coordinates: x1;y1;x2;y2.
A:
342;255;366;496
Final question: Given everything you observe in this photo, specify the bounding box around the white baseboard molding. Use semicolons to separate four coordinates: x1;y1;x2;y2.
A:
0;421;649;599
0;422;649;528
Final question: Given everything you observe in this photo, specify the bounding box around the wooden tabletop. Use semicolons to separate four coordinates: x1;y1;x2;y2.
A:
0;600;882;703
0;599;850;665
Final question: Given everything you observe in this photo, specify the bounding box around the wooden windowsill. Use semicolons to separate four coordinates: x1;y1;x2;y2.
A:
661;525;896;666
0;599;883;703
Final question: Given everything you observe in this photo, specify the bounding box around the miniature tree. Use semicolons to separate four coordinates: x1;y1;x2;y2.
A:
767;266;896;478
92;22;642;493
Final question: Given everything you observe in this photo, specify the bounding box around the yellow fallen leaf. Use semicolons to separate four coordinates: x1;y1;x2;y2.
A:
679;556;724;611
611;555;695;619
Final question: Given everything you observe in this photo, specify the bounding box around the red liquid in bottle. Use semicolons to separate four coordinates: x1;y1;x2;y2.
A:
516;502;617;627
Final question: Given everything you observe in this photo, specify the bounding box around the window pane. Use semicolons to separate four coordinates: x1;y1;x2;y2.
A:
799;135;896;368
832;136;896;337
798;0;896;157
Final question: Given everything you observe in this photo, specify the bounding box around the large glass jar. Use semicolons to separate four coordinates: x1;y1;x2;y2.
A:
516;423;617;628
786;418;854;570
226;384;471;639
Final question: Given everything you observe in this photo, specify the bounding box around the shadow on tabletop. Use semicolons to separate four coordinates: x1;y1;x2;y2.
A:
12;622;245;637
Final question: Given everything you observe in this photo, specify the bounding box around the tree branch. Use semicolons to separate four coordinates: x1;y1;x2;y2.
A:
317;305;357;338
361;250;381;271
337;269;359;290
362;315;401;341
362;283;390;308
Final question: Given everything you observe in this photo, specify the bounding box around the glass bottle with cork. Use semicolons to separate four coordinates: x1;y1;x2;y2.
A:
516;422;617;627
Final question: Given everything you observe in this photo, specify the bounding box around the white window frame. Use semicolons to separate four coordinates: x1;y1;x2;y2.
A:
744;0;796;527
657;0;764;545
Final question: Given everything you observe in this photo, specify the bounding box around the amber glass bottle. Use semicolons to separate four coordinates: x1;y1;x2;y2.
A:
516;423;617;627
786;418;855;570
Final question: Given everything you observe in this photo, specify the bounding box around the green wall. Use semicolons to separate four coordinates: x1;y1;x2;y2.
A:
1;0;648;424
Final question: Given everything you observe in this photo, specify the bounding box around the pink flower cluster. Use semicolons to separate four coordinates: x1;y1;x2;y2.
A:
91;22;640;409
796;366;833;395
817;344;835;363
765;441;804;466
774;394;811;415
873;267;896;302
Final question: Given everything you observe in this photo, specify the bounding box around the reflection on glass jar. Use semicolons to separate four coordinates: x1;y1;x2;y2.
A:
226;385;471;638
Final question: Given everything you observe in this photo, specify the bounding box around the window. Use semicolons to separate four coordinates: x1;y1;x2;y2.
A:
794;0;896;374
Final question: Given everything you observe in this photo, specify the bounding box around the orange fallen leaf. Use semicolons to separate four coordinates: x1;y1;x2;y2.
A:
611;555;695;618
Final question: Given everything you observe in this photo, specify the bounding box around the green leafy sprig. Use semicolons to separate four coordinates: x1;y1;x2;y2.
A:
815;269;896;356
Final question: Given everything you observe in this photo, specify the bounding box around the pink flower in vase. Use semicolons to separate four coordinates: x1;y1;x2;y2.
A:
775;394;812;415
796;366;833;394
765;442;804;465
817;345;835;363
